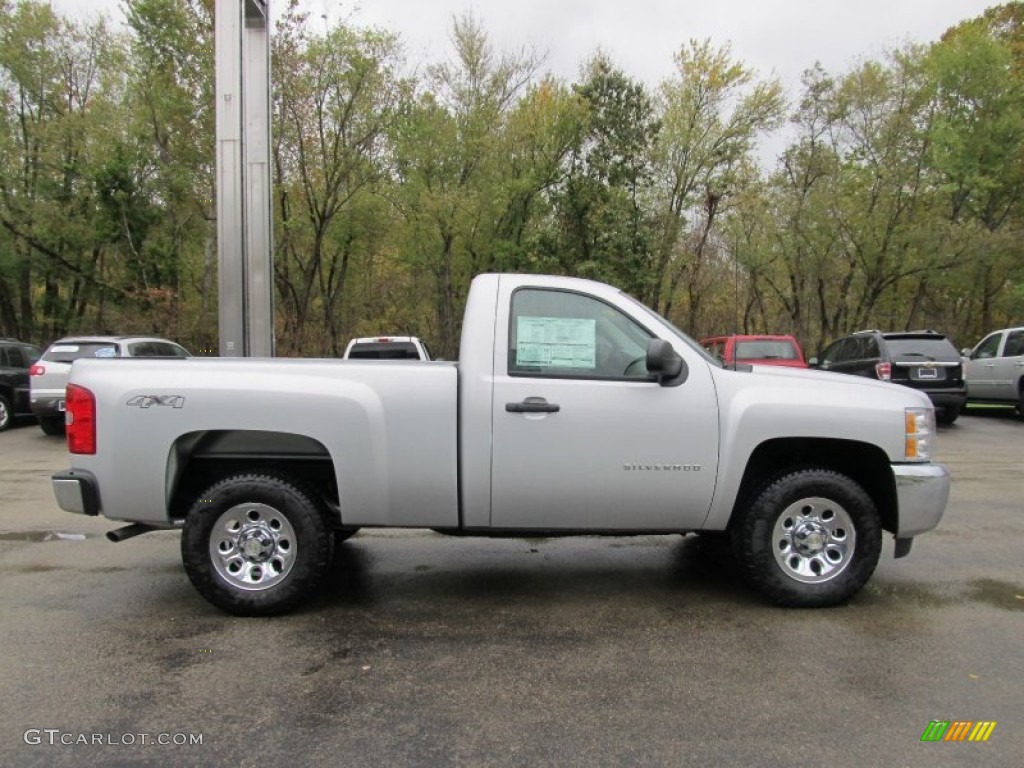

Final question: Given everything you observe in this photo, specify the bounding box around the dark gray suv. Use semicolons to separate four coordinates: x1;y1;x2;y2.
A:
0;338;43;432
812;330;967;424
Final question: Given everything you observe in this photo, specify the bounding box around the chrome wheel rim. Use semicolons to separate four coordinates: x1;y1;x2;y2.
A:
0;401;9;429
772;496;855;584
209;503;297;591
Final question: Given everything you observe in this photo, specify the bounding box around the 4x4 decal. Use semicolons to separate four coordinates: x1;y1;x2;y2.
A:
126;395;186;409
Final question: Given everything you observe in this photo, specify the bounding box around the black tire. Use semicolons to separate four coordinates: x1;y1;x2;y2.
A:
937;406;960;425
334;527;360;546
181;472;335;616
732;468;882;607
39;414;65;436
0;394;12;432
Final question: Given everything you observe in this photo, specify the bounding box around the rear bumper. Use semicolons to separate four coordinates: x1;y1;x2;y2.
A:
924;389;967;410
52;470;100;516
892;463;950;538
31;394;65;417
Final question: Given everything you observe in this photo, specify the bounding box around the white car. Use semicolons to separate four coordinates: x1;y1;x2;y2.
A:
30;336;189;435
342;336;431;360
962;326;1024;412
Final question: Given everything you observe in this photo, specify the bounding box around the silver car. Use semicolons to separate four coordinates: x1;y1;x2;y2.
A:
962;326;1024;413
30;336;189;435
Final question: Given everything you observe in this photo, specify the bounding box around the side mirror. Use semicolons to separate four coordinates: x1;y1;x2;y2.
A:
808;356;819;367
960;348;972;357
646;339;687;387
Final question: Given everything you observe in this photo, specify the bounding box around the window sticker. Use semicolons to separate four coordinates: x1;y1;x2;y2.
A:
94;347;118;358
516;317;596;369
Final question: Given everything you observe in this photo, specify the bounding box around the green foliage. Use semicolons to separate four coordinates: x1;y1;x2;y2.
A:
0;0;1022;357
539;55;659;299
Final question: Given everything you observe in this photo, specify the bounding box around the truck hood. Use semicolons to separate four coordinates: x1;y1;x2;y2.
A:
714;360;933;409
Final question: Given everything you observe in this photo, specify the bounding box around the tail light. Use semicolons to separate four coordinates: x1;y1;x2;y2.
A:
66;384;96;455
29;364;45;376
875;362;892;380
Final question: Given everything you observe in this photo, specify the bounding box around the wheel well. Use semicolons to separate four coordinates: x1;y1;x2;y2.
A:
730;438;897;535
168;430;340;524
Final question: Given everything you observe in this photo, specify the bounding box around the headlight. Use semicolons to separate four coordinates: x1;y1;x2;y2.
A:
904;407;935;461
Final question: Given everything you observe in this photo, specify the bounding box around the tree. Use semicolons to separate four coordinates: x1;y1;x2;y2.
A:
926;5;1024;337
543;54;659;299
272;4;403;354
650;39;784;333
389;12;540;358
0;0;124;341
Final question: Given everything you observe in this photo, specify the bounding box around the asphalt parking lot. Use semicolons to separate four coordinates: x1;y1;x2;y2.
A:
0;409;1021;767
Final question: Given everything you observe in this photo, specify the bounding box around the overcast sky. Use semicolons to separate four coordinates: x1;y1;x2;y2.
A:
327;0;998;98
51;0;1000;99
50;0;1001;161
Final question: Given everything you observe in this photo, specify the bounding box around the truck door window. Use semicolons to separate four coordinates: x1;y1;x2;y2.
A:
1002;331;1023;358
972;333;1001;360
509;288;653;379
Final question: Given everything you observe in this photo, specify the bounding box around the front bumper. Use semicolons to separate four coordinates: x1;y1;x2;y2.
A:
52;470;100;516
892;462;950;538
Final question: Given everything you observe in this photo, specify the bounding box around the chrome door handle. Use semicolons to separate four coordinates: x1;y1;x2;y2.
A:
506;397;560;414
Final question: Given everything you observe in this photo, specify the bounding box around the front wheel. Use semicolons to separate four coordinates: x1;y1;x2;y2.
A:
732;469;881;607
181;472;335;616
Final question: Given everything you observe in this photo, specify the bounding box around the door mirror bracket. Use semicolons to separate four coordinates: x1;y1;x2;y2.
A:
646;339;688;387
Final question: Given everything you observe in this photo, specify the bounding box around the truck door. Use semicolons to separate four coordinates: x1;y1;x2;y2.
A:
489;285;719;531
965;332;1002;399
992;330;1024;399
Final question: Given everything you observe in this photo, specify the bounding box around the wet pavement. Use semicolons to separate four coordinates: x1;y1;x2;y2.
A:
0;409;1021;767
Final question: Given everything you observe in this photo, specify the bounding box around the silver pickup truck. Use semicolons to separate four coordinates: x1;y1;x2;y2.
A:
51;274;950;615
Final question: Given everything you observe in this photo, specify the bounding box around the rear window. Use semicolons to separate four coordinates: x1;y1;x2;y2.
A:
347;342;422;360
126;341;189;358
885;338;958;359
735;340;800;360
43;343;119;362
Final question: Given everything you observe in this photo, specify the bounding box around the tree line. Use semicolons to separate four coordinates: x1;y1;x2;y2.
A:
2;0;1022;359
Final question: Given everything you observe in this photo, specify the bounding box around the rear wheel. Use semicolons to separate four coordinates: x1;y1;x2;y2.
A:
732;468;881;607
181;472;335;616
0;395;12;432
38;414;65;436
937;405;960;425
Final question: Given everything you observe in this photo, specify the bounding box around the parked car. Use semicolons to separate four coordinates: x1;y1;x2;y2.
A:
699;334;808;368
0;338;43;432
30;336;190;435
343;336;432;360
811;330;966;423
961;326;1024;412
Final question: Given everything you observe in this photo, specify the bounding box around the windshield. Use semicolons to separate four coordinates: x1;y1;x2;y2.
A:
616;292;724;367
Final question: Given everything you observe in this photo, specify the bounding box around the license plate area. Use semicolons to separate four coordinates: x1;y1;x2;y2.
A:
57;399;66;412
